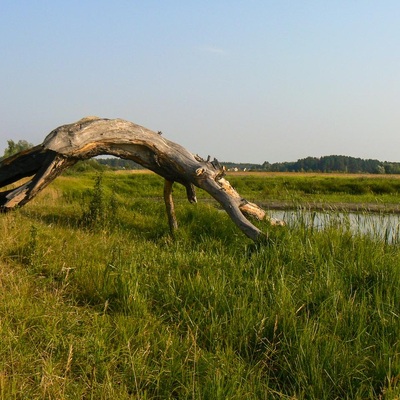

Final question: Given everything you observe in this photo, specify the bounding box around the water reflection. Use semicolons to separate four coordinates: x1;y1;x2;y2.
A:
269;209;400;244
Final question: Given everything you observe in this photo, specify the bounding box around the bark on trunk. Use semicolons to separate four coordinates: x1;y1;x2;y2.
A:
0;116;283;241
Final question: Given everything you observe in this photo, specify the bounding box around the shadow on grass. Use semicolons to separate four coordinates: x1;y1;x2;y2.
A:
25;211;83;229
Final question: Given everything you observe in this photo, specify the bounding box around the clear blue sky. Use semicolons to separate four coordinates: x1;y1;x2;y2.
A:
1;1;400;163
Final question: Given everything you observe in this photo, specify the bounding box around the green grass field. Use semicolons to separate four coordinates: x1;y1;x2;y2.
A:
226;172;400;206
0;171;399;399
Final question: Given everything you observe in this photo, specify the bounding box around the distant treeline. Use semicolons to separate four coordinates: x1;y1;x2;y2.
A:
225;155;400;174
3;140;400;174
97;158;145;170
87;155;400;174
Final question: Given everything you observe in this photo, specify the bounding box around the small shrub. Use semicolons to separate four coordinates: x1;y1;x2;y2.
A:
80;173;119;230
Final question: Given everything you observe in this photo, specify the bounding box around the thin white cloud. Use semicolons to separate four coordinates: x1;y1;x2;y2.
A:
199;45;227;55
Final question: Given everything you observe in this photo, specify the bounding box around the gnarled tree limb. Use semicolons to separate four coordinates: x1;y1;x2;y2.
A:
0;116;283;241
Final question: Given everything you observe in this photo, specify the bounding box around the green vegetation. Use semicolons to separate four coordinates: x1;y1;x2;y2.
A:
0;171;399;399
1;139;33;160
261;155;397;174
97;154;400;174
225;155;400;174
227;173;400;206
97;158;144;170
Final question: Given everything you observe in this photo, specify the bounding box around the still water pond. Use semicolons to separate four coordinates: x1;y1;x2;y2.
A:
269;209;400;243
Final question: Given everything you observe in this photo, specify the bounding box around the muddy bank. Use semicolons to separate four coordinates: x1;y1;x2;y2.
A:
260;201;400;214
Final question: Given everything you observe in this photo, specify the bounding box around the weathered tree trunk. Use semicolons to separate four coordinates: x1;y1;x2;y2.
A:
0;116;283;241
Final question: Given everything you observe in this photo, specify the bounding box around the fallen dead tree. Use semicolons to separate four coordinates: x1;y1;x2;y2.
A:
0;117;283;241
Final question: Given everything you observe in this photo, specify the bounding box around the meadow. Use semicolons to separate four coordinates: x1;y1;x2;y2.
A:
0;171;399;399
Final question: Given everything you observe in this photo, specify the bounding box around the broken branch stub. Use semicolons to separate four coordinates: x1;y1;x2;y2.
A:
0;116;283;241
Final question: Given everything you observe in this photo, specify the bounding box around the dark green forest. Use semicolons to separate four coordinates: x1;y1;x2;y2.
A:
211;155;400;174
2;140;400;174
97;155;400;174
260;155;400;174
